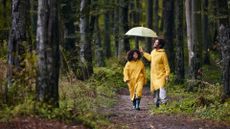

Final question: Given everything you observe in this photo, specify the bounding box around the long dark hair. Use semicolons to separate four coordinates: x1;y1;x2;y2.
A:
127;49;141;61
153;38;165;48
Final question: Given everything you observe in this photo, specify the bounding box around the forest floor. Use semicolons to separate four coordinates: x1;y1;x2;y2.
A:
0;117;87;129
0;87;230;129
102;87;230;129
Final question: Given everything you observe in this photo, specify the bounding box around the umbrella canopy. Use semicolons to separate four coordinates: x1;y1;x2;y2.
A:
125;27;157;38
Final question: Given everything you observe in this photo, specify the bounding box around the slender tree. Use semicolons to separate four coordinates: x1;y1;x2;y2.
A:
134;0;141;49
216;0;230;99
202;0;210;64
118;0;130;57
1;0;7;26
36;0;60;106
60;0;81;78
147;0;153;53
123;0;130;52
218;25;230;99
216;0;229;26
163;0;175;72
95;14;105;67
190;0;202;79
7;0;29;87
153;0;159;34
185;0;192;66
79;0;93;79
114;0;119;57
104;0;112;58
61;0;77;50
30;0;38;36
175;0;185;83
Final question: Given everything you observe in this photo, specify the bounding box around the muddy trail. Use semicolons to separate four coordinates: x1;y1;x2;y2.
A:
104;87;230;129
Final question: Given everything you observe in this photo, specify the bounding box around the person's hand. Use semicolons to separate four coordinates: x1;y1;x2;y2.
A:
165;76;169;82
139;47;144;53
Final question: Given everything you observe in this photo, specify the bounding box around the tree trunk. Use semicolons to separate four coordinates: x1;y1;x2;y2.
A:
30;0;38;36
60;0;81;78
190;0;202;79
175;0;185;84
185;0;192;66
79;0;93;79
147;0;153;53
216;0;229;26
123;0;130;52
95;15;105;67
7;0;28;87
153;0;159;34
61;0;77;51
202;0;210;64
36;0;60;107
163;0;175;72
134;0;141;49
1;0;7;26
114;0;119;57
104;0;112;58
218;25;230;99
118;0;129;57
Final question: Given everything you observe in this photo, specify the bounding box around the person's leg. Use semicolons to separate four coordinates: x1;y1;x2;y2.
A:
153;89;160;107
128;82;135;109
159;87;167;104
135;82;143;110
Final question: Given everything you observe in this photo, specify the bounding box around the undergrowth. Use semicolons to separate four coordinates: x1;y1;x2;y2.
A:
0;57;125;129
150;65;230;122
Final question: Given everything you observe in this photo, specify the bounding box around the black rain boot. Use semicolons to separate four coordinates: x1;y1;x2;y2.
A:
135;98;140;110
132;98;136;109
155;89;160;108
156;99;160;108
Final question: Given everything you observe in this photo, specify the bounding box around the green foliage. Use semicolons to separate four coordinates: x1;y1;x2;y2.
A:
0;40;7;59
151;81;230;122
0;61;123;128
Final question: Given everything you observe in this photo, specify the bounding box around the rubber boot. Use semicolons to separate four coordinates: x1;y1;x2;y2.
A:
132;98;136;109
156;99;160;108
135;98;140;110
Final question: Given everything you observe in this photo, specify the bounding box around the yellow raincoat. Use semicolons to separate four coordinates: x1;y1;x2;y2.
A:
143;49;170;93
123;60;146;101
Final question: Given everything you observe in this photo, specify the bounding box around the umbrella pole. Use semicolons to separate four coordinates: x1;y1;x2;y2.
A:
135;37;139;49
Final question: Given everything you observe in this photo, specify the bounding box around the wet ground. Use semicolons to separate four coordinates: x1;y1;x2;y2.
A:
103;87;230;129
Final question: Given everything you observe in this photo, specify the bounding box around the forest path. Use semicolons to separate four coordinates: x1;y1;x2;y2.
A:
104;87;230;129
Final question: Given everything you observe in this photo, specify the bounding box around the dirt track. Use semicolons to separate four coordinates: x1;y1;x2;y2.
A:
104;87;230;129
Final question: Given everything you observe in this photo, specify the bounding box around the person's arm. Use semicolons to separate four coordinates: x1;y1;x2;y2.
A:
123;63;130;83
140;47;151;61
162;52;170;81
142;62;147;85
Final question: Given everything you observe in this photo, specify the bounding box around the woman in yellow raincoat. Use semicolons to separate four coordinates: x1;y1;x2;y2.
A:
123;49;146;110
140;38;170;107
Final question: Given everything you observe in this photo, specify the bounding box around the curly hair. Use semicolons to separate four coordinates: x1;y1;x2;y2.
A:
127;49;141;61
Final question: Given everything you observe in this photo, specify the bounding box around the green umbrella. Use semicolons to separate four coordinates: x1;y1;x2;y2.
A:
125;27;158;38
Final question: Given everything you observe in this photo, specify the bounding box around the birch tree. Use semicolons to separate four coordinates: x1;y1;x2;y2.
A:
7;0;29;87
36;0;60;106
79;0;93;79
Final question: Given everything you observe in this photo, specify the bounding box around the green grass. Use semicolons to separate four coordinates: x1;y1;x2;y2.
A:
151;76;230;121
0;58;125;128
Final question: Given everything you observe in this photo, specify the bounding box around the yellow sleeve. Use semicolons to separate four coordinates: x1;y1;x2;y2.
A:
143;52;151;62
123;62;130;82
141;62;147;85
162;52;170;76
